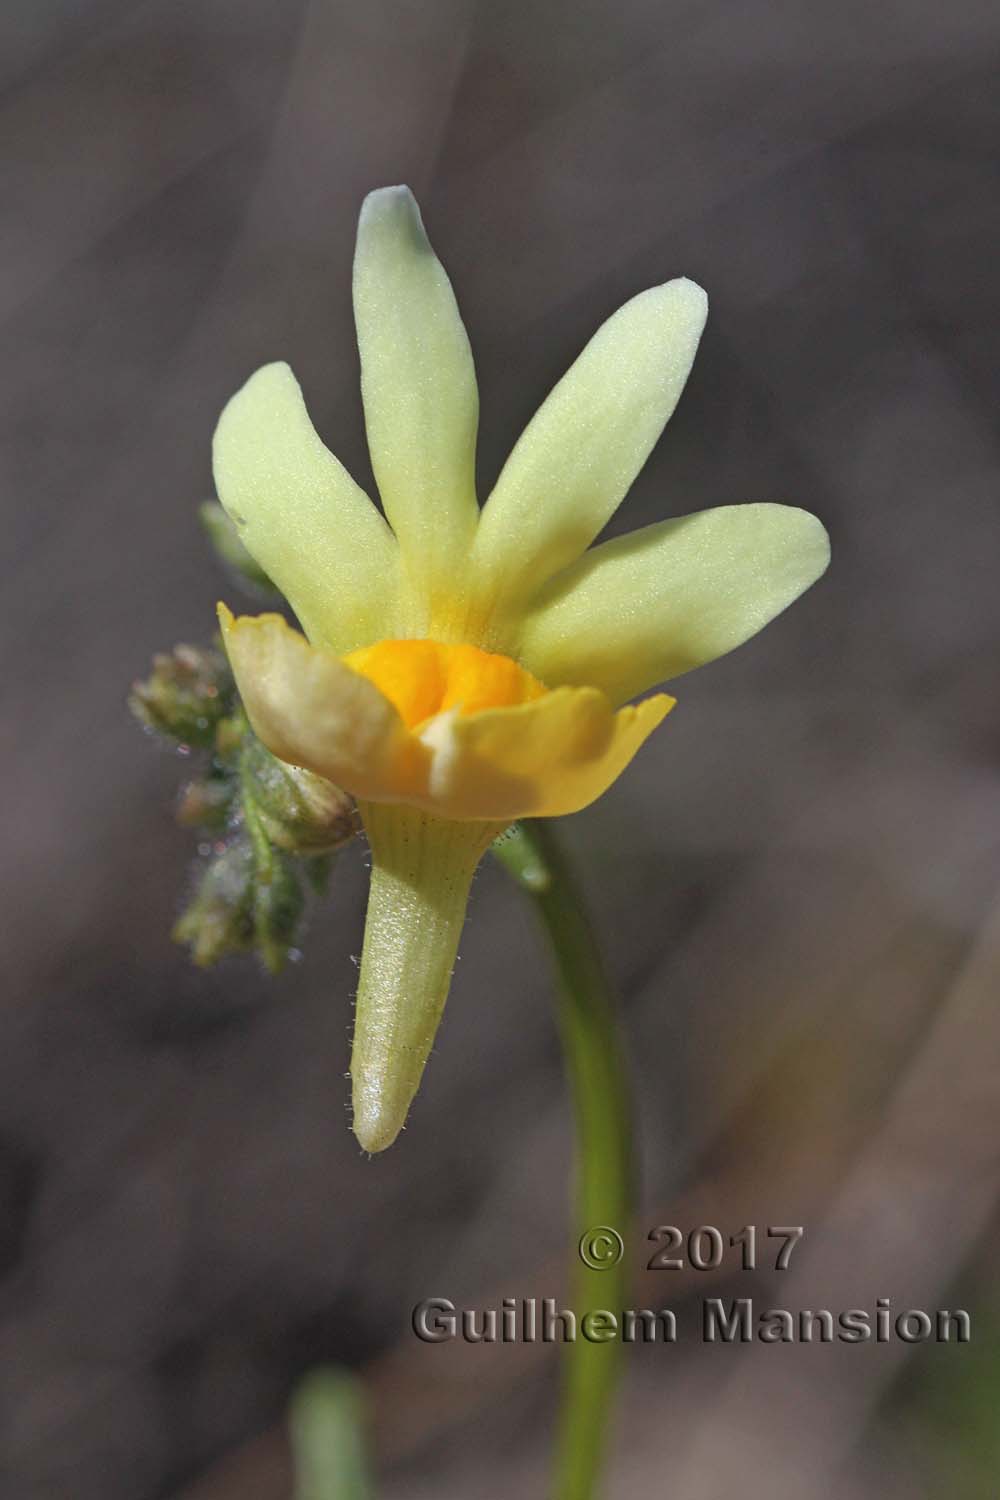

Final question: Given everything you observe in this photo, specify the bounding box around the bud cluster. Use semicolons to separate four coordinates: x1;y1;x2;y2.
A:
130;637;358;973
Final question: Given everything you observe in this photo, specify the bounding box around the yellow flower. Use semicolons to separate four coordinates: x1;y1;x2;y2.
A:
214;186;829;1152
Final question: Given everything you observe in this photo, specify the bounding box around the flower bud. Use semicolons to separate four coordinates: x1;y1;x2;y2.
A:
130;644;233;748
173;835;307;973
176;775;234;831
173;839;255;966
241;737;359;855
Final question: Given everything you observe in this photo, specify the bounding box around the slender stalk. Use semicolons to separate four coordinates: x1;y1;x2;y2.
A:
290;1367;372;1500
494;820;633;1500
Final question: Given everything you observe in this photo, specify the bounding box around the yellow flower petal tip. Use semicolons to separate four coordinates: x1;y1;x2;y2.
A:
210;185;828;1148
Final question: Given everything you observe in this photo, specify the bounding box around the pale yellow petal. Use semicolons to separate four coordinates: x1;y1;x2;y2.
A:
518;503;830;704
218;607;427;802
472;279;707;619
212;363;397;652
353;187;479;614
418;688;673;820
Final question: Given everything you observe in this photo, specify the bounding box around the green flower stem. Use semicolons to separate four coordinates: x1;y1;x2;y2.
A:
290;1367;372;1499
494;820;633;1500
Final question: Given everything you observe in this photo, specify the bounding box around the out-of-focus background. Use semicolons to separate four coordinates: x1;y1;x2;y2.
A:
3;1;1000;1496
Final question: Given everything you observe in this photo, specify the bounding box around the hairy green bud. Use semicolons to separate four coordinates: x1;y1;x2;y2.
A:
176;774;235;831
173;833;307;973
241;737;358;855
173;838;256;965
129;644;233;748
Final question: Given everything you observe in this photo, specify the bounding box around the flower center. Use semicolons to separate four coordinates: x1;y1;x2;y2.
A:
343;639;547;729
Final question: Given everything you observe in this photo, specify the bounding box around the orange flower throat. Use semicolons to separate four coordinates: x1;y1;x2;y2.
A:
343;639;547;729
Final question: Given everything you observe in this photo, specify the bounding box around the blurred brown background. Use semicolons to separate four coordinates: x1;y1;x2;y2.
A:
3;1;1000;1496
